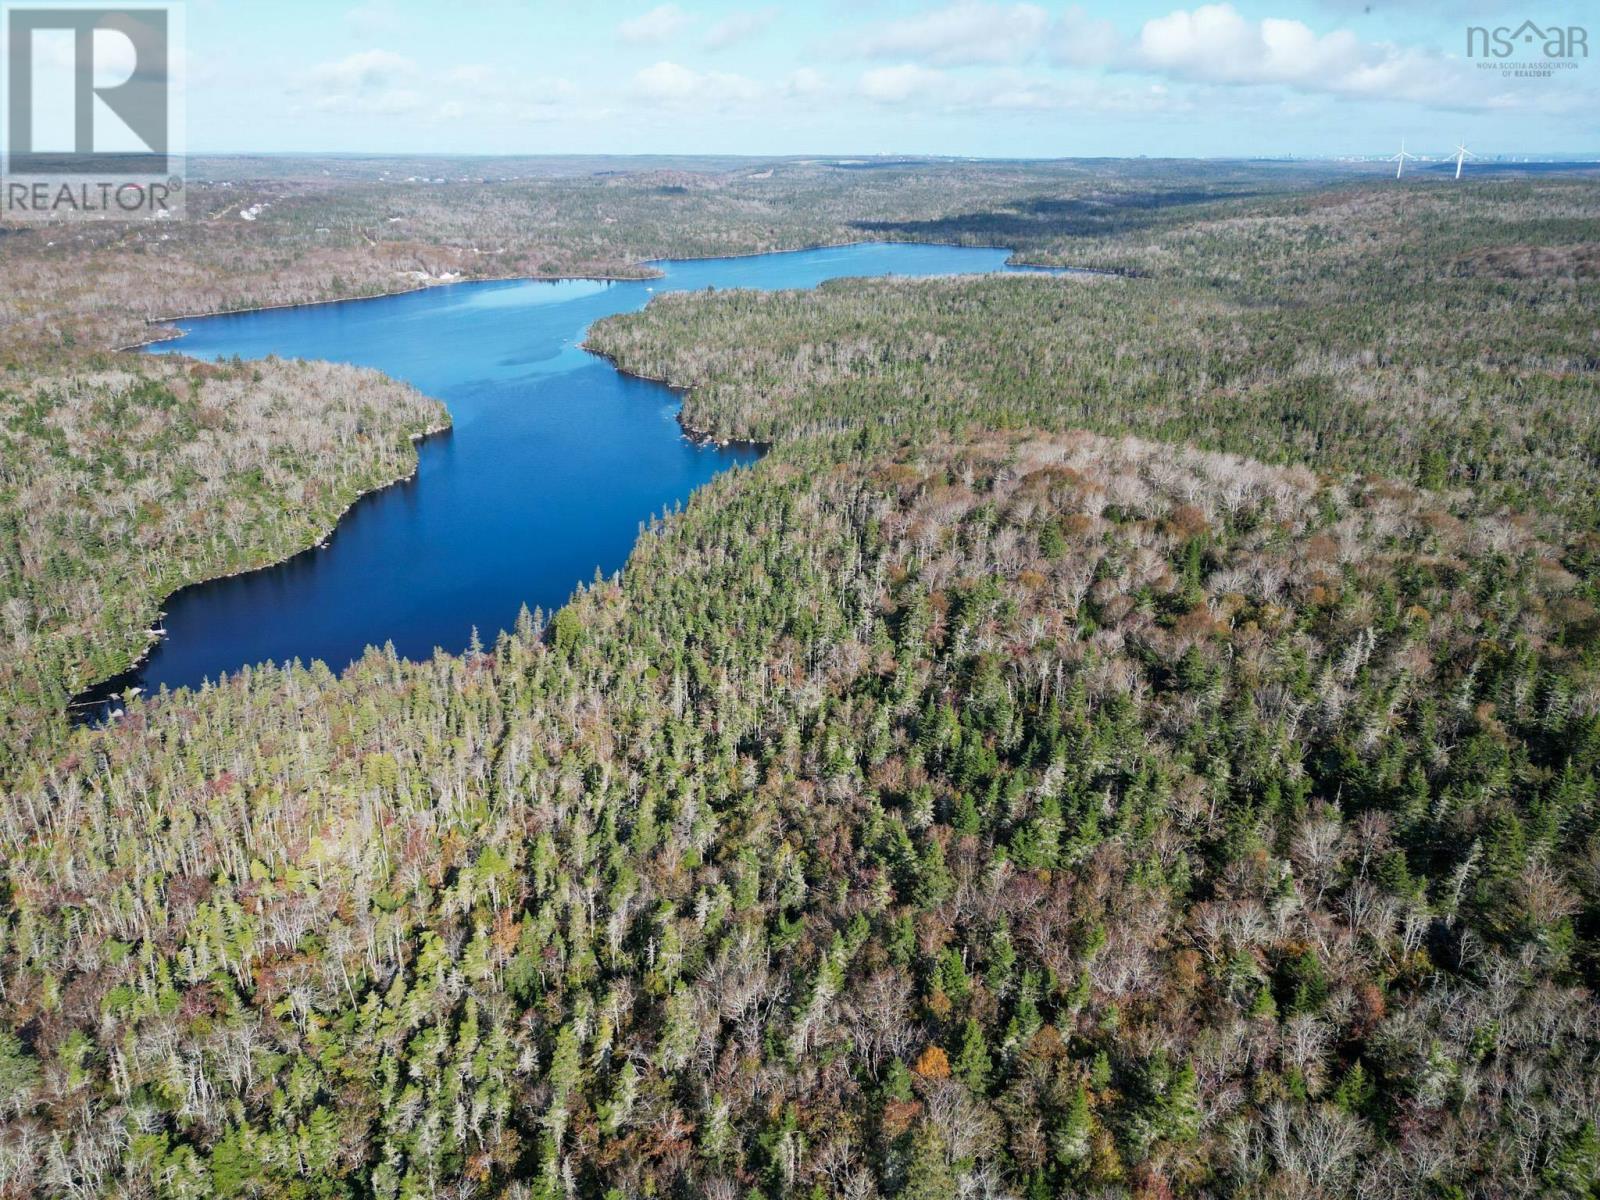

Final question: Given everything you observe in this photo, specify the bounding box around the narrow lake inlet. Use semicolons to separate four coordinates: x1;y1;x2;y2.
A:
77;243;1053;712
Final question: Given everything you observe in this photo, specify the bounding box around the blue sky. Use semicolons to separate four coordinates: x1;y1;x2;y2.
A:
181;0;1597;156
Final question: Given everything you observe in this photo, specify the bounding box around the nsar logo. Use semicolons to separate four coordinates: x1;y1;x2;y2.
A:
1467;19;1588;79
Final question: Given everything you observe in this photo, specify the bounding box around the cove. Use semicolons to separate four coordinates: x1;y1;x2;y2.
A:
80;243;1053;712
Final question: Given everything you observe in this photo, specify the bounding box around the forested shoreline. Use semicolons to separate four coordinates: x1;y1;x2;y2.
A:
2;164;1599;1199
0;354;446;774
0;159;1326;357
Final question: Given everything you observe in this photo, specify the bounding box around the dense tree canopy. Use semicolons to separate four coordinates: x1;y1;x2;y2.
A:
1;165;1598;1199
0;356;445;773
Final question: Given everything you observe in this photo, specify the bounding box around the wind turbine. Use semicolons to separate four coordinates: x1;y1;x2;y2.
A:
1452;142;1477;180
1389;138;1416;179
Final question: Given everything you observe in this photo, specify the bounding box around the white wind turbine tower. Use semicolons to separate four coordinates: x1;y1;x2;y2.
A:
1453;142;1477;180
1389;138;1417;178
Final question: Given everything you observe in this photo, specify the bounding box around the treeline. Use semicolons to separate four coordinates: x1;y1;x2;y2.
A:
0;158;1333;358
586;182;1600;534
0;176;1597;1198
0;355;445;774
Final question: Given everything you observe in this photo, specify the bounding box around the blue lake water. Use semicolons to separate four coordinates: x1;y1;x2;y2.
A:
81;243;1047;709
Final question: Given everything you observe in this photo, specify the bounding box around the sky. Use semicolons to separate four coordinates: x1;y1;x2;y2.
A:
174;0;1596;157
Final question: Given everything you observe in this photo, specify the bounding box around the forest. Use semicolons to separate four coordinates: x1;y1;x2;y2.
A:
0;356;445;773
0;158;1325;358
1;162;1598;1200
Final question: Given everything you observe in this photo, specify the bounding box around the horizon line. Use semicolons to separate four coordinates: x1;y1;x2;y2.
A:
179;151;1600;163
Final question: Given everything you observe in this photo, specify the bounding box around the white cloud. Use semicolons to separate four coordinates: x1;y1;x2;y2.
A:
704;7;779;50
837;0;1578;115
1053;5;1122;67
632;60;699;99
631;60;762;104
859;62;1192;114
618;5;692;46
299;49;431;114
1132;4;1462;103
299;50;580;123
308;48;415;92
858;64;952;103
857;3;1052;66
842;2;1530;114
443;63;498;90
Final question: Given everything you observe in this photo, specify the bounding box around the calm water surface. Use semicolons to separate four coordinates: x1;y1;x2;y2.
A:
83;243;1047;708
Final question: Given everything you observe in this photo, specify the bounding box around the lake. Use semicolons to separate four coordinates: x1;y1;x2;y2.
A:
80;243;1051;711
